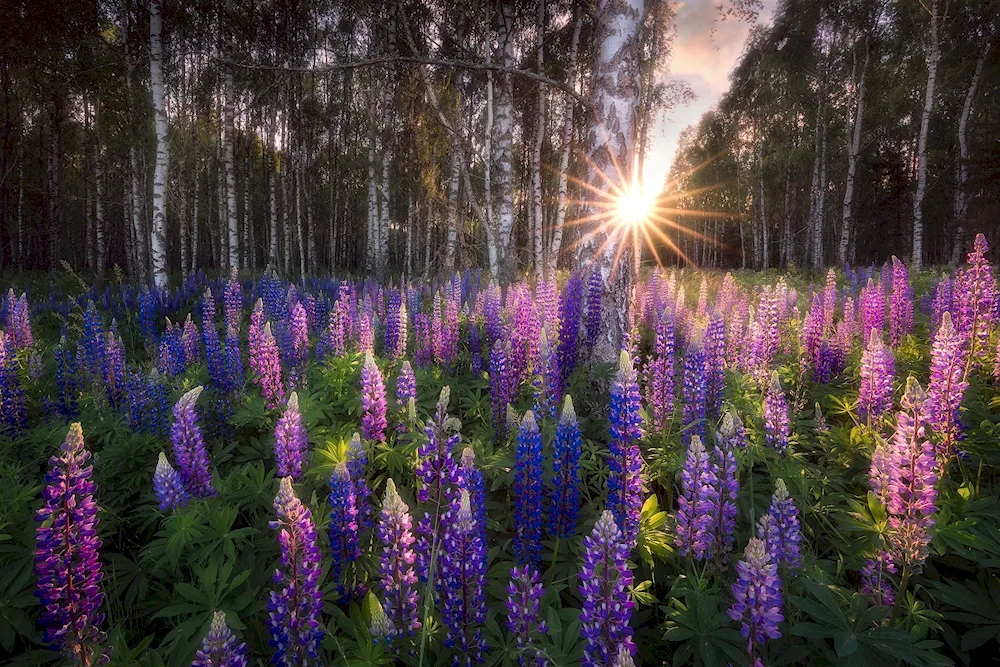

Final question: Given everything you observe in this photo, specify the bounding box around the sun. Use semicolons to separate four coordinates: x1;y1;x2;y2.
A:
616;185;655;227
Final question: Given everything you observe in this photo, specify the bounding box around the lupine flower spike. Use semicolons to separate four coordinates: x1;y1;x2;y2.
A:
378;479;421;641
763;372;790;453
728;537;783;665
548;395;582;539
191;610;248;667
274;392;309;481
579;511;635;667
513;410;545;567
608;350;645;548
328;461;360;585
361;351;388;443
35;423;108;666
505;566;548;666
170;387;216;498
675;435;719;560
438;489;488;664
268;478;324;666
153;452;191;511
764;479;802;570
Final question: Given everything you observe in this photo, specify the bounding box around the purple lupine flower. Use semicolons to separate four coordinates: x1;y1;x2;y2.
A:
513;410;545;567
468;320;484;375
328;461;360;585
378;479;421;640
290;301;309;370
802;294;824;368
764;479;802;570
886;378;938;570
680;342;708;443
557;272;584;386
822;269;838;332
954;233;996;369
345;432;373;538
439;489;488;664
35;423;107;665
608;351;645;549
579;510;635;667
585;269;603;348
889;256;914;347
644;308;675;434
170;387;216;498
749;289;778;382
713;440;739;560
396;359;416;409
255;322;285;409
548;396;582;540
268;478;324;666
696;277;709;319
182;314;201;365
704;312;726;417
533;328;560;418
505;566;548;667
489;340;515;441
859;278;886;345
153;452;190;512
192;610;248;667
329;300;346;357
414;313;433;367
763;372;790;453
248;299;265;373
360;351;388;443
930;278;952;335
442;297;461;368
719;410;749;450
224;276;243;334
274;392;309;481
860;549;897;606
926;312;969;463
858;331;895;423
393;295;409;358
728;537;783;664
675;436;719;560
358;309;375;355
102;329;126;407
5;289;32;350
223;327;244;393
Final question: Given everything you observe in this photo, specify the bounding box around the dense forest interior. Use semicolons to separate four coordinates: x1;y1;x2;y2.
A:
0;0;997;284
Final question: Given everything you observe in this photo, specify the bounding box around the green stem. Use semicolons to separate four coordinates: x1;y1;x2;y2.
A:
547;538;561;586
889;566;910;625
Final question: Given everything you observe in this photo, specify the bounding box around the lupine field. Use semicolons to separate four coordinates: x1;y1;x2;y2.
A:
1;235;999;667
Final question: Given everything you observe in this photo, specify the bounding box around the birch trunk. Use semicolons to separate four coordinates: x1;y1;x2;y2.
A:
445;146;460;272
548;11;583;279
85;101;94;271
530;0;546;279
367;137;377;274
406;192;413;275
839;46;868;265
224;67;239;272
130;148;145;274
149;0;169;288
191;164;199;271
493;3;517;283
951;38;989;265
912;0;940;270
16;164;24;264
580;0;644;363
808;97;825;271
94;120;105;278
268;115;278;271
296;158;305;278
485;39;497;276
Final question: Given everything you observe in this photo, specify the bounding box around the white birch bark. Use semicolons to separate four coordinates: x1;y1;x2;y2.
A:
268;113;278;271
191;164;199;271
839;46;868;265
131;148;145;274
445;146;460;272
548;11;582;279
951;38;989;264
493;2;517;283
149;0;169;288
296;157;306;278
95;124;105;278
808;97;825;271
580;0;644;362
484;40;497;276
367;137;377;274
530;0;546;279
224;67;239;273
911;0;940;271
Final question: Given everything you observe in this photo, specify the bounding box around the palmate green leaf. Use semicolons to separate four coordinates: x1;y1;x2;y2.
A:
0;558;35;652
662;592;745;667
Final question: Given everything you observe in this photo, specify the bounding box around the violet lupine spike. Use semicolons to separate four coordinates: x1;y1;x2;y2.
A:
268;477;325;666
505;566;549;667
557;272;583;387
704;313;726;417
886;378;938;571
360;351;388;443
256;322;286;409
930;278;952;335
955;233;996;368
608;350;645;549
513;410;545;567
346;433;373;538
713;441;739;560
763;372;790;454
35;423;107;665
728;537;783;665
438;489;489;665
585;269;603;348
170;387;216;498
328;461;360;586
489;340;515;441
191;610;248;667
765;479;802;571
889;256;914;347
396;360;416;409
822;269;838;333
6;290;33;350
460;447;488;548
548;396;582;540
274;392;309;481
859;278;886;345
378;479;421;641
533;328;560;419
719;410;749;450
248;298;265;376
860;549;897;607
926;312;969;463
290;301;310;370
858;330;895;423
675;435;719;560
578;510;635;667
154;452;191;512
224;276;243;335
680;342;708;444
644;308;675;433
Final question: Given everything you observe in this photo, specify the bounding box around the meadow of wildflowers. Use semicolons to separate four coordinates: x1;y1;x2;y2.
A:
1;235;999;665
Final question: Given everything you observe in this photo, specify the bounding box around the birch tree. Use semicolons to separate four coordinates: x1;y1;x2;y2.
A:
911;0;942;271
149;0;169;287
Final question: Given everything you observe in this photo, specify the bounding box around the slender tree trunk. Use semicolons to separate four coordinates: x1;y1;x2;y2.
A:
224;67;239;273
530;0;546;279
484;34;497;276
912;0;940;270
191;163;200;271
268;111;279;271
493;3;517;283
445;145;460;271
85;101;94;271
840;46;868;266
367;134;377;274
580;0;643;362
808;95;825;271
149;0;169;287
951;38;989;265
406;191;413;275
94;109;105;278
130;148;144;276
548;10;583;280
16;163;23;264
243;149;251;271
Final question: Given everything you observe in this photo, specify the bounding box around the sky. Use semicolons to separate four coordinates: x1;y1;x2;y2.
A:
643;0;778;194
